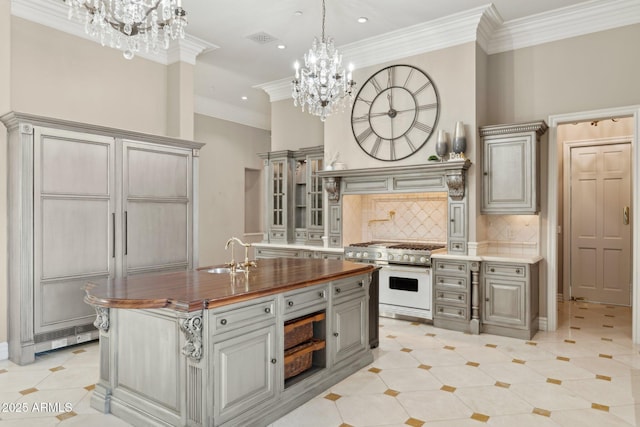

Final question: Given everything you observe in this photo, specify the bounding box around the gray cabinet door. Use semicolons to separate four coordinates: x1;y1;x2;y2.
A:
33;128;115;334
332;296;367;365
483;278;526;327
212;324;277;425
122;141;192;275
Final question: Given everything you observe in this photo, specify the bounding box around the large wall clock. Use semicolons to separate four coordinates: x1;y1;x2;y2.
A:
351;64;440;161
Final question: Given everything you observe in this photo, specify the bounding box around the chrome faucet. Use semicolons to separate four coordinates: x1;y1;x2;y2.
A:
224;237;257;273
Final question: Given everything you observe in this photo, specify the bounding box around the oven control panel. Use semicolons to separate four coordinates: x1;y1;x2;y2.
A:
344;249;431;267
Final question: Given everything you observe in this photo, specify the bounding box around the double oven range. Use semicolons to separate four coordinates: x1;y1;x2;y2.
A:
343;241;445;322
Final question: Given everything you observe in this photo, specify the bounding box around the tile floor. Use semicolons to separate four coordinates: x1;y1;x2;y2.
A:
1;301;639;426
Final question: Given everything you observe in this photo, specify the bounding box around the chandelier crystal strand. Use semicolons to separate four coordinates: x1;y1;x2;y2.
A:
292;0;355;121
66;0;187;59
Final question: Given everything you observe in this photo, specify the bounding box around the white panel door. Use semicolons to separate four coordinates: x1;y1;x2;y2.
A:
34;128;115;333
570;143;631;305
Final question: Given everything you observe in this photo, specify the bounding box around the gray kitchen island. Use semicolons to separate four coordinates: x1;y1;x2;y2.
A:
84;258;376;427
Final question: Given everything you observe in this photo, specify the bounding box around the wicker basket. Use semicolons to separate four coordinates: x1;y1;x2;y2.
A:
284;339;326;380
284;312;325;350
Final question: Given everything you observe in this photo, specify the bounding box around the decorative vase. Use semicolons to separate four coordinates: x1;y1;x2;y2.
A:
452;121;467;155
435;130;449;161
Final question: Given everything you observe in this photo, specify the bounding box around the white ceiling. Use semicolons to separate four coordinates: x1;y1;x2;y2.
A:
11;0;640;129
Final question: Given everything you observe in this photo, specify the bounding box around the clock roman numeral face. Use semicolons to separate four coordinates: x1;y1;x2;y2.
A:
351;65;440;161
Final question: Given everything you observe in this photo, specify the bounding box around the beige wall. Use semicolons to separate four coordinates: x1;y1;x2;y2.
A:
195;114;271;267
486;24;640;124
0;1;9;345
271;99;323;151
10;18;168;135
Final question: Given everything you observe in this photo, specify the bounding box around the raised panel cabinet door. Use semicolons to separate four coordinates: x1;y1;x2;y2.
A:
483;278;526;327
122;141;192;274
482;135;534;212
33;128;116;334
332;297;367;365
213;324;277;424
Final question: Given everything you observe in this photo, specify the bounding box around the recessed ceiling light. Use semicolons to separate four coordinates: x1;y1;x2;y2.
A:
294;10;303;16
277;44;286;50
241;96;248;101
357;17;368;24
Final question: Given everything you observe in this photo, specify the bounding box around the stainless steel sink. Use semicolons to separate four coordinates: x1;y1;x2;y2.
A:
207;267;245;274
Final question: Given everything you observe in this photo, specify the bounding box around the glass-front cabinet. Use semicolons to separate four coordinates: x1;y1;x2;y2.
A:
260;146;324;245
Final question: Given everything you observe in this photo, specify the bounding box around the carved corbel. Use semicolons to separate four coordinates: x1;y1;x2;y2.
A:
93;307;110;332
445;170;466;201
324;177;341;202
180;313;203;361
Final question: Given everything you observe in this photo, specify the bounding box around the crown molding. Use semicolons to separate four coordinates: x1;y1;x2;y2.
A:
488;0;640;54
11;0;217;65
340;5;488;72
258;0;640;102
195;96;271;131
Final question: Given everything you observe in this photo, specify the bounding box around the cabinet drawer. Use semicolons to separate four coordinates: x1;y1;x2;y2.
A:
448;241;466;253
329;235;341;247
434;260;468;275
484;263;526;278
332;277;366;300
294;230;307;241
434;274;467;290
256;248;300;259
315;252;343;260
435;304;467;320
307;231;323;241
435;289;467;305
211;299;276;333
270;230;286;240
283;286;327;314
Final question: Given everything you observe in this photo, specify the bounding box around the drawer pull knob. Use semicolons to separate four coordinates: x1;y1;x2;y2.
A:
516;269;521;274
485;298;490;301
439;265;444;269
359;281;364;287
458;295;463;300
333;332;339;337
439;279;444;283
490;268;495;272
458;281;462;285
438;293;444;298
287;300;294;307
220;319;227;325
319;291;325;297
439;307;443;312
271;358;277;364
336;288;341;294
458;266;463;271
458;311;462;316
264;307;271;314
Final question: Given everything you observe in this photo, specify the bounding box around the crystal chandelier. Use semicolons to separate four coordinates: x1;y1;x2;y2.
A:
66;0;188;59
292;0;355;122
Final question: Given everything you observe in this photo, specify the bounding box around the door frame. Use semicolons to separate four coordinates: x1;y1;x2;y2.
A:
562;138;632;304
546;105;640;342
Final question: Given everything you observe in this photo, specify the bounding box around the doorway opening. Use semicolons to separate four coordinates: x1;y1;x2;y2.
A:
547;105;640;343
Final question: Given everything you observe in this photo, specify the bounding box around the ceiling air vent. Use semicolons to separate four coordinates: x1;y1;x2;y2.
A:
247;31;278;45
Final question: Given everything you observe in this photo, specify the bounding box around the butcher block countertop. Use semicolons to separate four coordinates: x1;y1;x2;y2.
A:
84;258;376;312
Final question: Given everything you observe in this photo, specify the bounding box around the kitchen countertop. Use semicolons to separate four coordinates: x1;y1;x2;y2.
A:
84;258;376;312
431;249;543;264
253;242;344;253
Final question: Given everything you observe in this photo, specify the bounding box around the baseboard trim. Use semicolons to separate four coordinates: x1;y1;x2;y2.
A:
538;317;548;331
0;342;8;361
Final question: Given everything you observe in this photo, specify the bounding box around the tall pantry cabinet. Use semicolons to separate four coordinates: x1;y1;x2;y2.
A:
2;112;204;364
